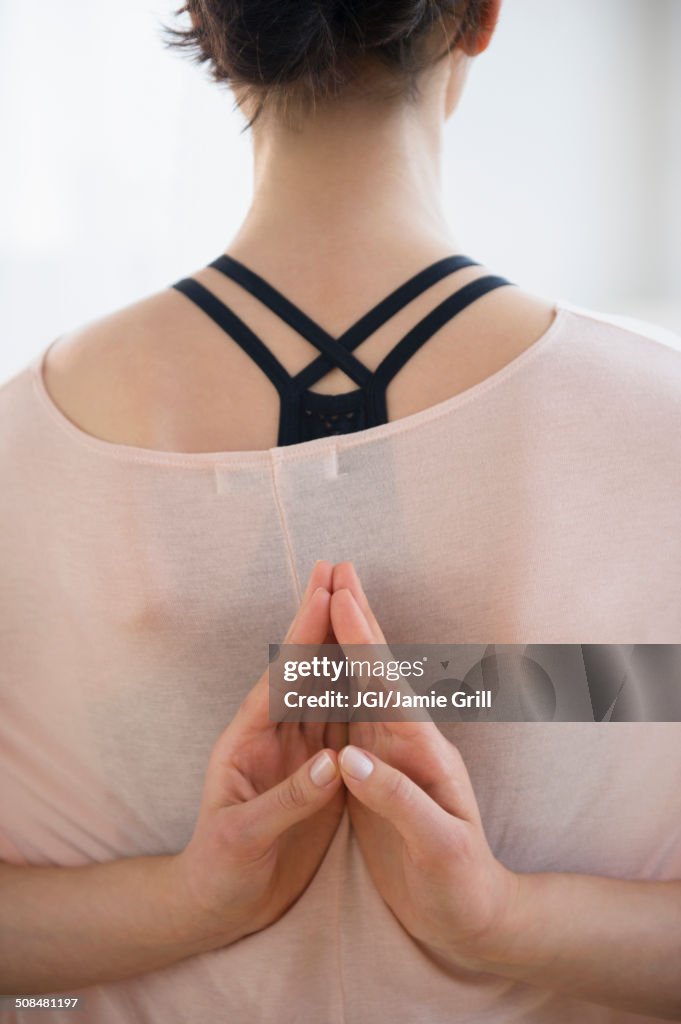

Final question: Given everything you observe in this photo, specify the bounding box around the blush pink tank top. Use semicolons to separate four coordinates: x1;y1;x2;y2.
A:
1;302;680;1024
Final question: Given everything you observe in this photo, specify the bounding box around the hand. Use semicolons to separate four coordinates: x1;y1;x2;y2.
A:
328;561;519;971
173;560;346;947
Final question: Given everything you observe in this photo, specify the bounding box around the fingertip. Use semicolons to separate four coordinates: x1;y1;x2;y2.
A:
311;585;331;605
339;744;374;781
331;561;357;591
307;560;334;590
330;588;371;637
309;748;339;787
334;560;355;574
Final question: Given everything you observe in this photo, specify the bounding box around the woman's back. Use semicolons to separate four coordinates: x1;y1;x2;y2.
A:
2;294;681;1022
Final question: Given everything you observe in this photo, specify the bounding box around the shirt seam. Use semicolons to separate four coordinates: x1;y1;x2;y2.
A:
334;812;350;1024
268;451;303;604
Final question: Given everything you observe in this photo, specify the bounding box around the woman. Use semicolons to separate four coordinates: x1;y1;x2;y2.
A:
1;1;680;1021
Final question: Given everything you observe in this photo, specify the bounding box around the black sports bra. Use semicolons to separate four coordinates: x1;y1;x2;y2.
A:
172;253;514;446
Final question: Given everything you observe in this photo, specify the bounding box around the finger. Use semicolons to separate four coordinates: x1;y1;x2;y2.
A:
284;560;334;643
330;584;479;820
236;586;333;732
347;714;481;824
275;585;336;722
233;748;342;854
329;587;375;645
384;731;482;825
338;745;459;855
243;561;332;722
332;562;387;643
276;562;333;717
330;589;429;723
287;585;332;643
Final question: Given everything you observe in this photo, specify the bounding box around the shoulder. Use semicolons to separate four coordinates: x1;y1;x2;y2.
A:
36;286;198;449
532;302;681;491
550;301;681;413
557;300;681;365
29;265;283;453
28;273;271;453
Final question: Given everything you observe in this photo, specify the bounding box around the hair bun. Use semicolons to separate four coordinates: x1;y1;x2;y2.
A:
344;0;435;49
167;1;473;118
220;1;337;87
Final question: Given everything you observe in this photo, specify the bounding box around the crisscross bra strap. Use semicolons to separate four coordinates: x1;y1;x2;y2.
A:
172;277;292;395
367;273;514;424
209;253;479;392
171;253;516;445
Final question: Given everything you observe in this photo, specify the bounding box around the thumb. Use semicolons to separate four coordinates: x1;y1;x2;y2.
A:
234;749;342;855
339;745;455;853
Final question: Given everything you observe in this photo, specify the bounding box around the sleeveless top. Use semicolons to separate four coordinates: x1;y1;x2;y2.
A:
1;289;681;1024
172;253;514;444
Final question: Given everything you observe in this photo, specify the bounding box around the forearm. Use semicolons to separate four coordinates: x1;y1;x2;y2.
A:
0;855;231;994
476;873;681;1020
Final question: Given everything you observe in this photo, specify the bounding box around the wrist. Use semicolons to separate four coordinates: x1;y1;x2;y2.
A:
461;870;561;980
433;867;538;976
162;852;243;955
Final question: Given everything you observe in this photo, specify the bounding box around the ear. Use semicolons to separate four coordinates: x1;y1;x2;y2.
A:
458;0;502;57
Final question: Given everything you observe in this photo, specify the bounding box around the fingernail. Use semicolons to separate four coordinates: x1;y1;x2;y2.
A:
340;745;374;780
310;751;337;787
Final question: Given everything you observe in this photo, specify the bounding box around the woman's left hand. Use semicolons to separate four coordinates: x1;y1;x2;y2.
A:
326;563;681;1022
327;561;519;971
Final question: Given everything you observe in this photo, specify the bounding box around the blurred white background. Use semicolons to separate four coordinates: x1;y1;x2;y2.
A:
0;0;679;383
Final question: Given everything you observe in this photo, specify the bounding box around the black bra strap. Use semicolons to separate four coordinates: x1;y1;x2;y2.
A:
294;255;480;391
367;275;515;423
210;253;478;392
209;255;371;389
172;277;292;395
172;259;514;437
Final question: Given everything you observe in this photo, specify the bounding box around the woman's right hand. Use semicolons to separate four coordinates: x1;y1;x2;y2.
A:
0;561;345;995
172;559;346;947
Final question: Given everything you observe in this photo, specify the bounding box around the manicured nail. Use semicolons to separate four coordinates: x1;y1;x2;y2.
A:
310;751;337;787
340;745;374;780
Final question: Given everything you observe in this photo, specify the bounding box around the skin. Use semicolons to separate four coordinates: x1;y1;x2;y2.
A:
42;0;557;457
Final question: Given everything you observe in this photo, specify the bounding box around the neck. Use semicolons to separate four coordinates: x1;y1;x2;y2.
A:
228;94;460;278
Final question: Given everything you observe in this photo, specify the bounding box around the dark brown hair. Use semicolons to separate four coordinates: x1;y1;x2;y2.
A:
163;1;488;128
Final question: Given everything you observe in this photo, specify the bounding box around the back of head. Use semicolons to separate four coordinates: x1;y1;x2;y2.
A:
165;0;489;126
